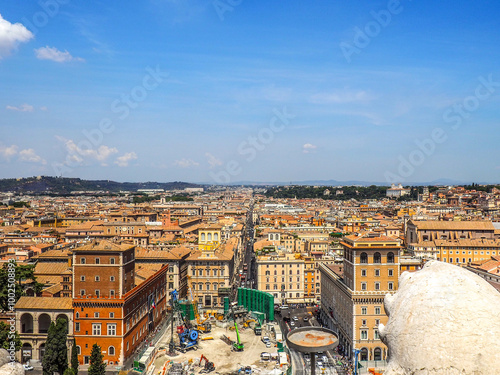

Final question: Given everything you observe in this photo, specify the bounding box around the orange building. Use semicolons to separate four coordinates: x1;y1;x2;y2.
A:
72;240;168;367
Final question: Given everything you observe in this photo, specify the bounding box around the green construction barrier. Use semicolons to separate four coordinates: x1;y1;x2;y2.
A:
236;288;274;321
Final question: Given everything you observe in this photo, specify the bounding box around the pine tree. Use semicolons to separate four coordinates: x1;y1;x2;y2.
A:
42;318;68;375
70;338;79;375
88;344;106;375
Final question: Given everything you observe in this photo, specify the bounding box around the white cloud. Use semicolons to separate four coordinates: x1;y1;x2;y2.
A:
309;90;372;104
302;143;317;154
34;46;84;63
0;15;33;59
174;158;199;168
6;104;34;112
19;148;46;164
0;144;18;160
115;152;138;167
40;106;48;111
56;136;118;165
205;152;223;169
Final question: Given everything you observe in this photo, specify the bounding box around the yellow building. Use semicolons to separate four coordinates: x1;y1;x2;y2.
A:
256;252;304;304
319;232;401;364
198;224;222;252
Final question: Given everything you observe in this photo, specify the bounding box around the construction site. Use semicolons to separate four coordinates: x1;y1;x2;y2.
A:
139;289;289;375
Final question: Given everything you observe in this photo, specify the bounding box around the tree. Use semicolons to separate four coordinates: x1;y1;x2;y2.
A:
0;321;21;351
42;318;68;375
70;338;79;375
88;344;106;375
0;262;44;311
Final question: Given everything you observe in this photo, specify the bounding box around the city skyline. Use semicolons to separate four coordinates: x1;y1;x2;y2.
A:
1;1;500;184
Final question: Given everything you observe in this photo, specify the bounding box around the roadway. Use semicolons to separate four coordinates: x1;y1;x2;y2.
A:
275;307;351;375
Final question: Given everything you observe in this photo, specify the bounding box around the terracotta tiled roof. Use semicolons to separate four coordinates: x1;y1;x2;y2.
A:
410;220;495;230
15;296;73;310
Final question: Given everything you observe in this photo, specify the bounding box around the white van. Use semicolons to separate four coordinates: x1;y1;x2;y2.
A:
260;352;271;361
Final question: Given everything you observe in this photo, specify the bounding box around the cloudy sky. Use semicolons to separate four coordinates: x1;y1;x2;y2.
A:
1;1;500;184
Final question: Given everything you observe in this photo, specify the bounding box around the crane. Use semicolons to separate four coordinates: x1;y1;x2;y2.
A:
229;303;244;351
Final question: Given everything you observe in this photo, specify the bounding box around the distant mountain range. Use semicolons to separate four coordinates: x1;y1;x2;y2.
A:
0;176;495;195
0;177;204;194
223;178;480;187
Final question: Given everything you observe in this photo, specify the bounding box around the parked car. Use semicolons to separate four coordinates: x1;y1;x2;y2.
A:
290;321;295;327
292;316;299;321
266;342;272;348
23;365;33;371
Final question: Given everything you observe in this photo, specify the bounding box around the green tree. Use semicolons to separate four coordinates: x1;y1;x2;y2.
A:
42;318;68;375
88;344;106;375
0;262;44;311
70;338;79;375
0;321;21;351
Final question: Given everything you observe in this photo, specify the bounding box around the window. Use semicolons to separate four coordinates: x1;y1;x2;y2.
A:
360;252;368;264
361;282;367;290
387;252;395;263
95;276;100;282
94;312;99;318
375;282;380;290
80;290;85;296
388;269;394;277
374;330;379;340
375;319;380;326
110;290;115;297
110;312;114;318
361;330;368;340
109;346;115;356
361;269;367;277
95;290;100;297
374;252;381;264
95;258;100;264
388;282;394;290
76;346;81;355
107;324;116;336
375;306;381;315
92;324;101;336
362;319;367;326
110;258;115;264
375;269;380;277
110;276;115;281
192;269;196;276
361;307;367;315
81;276;85;281
76;312;80;318
81;258;86;264
75;322;80;332
266;284;270;290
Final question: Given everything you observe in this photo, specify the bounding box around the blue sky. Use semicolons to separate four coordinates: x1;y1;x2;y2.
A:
1;0;500;184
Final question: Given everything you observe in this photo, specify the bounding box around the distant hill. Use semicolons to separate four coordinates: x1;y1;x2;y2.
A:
0;177;204;194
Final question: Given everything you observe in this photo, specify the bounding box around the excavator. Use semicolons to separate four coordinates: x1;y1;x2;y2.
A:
230;303;244;352
199;355;215;373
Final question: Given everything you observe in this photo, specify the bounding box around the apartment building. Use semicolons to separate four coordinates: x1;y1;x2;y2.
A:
406;220;496;244
256;252;305;304
186;226;235;311
319;232;401;362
